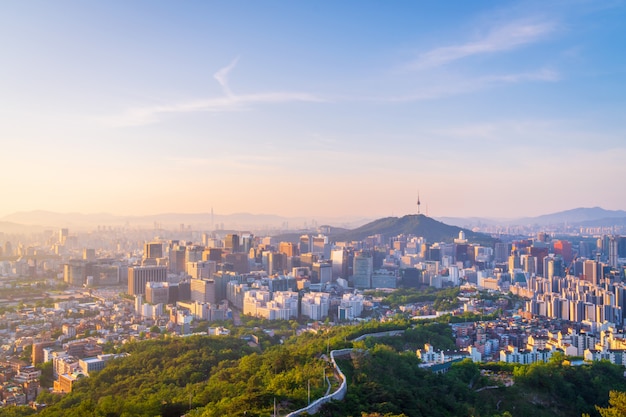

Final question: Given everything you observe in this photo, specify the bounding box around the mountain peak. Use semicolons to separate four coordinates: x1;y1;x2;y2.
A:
332;213;494;245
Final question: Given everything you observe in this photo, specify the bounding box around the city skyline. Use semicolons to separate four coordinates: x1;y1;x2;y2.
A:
1;1;625;219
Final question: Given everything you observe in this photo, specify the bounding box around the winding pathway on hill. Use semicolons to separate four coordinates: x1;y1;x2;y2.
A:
284;330;405;417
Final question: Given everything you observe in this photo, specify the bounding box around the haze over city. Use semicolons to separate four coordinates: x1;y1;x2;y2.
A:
1;1;625;220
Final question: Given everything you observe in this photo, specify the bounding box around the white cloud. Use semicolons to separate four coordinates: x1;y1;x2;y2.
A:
384;67;559;102
213;57;239;97
409;19;557;70
107;59;324;127
486;68;560;83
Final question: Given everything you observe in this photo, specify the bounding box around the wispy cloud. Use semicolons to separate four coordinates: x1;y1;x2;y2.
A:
108;58;324;127
213;56;239;97
385;67;559;102
409;19;557;70
485;67;560;83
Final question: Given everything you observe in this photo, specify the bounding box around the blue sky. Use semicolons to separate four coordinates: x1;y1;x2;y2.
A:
1;0;625;219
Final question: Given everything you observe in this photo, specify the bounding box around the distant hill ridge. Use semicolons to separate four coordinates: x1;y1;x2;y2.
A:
0;210;367;232
330;214;495;245
1;207;625;234
438;206;626;228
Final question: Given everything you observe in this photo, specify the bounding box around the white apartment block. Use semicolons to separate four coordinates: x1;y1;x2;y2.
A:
300;292;330;320
242;290;298;320
499;345;554;364
340;293;364;318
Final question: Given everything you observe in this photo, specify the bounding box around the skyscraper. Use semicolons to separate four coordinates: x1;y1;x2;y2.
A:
144;242;163;259
128;266;167;295
608;236;620;268
63;261;86;286
299;235;311;254
224;234;240;253
553;240;573;263
59;228;69;245
278;242;298;257
352;252;373;289
190;279;216;304
583;260;598;285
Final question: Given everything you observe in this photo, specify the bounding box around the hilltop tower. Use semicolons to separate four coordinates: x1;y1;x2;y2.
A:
417;192;421;215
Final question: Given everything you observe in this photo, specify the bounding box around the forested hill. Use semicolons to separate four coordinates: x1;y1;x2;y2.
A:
331;214;495;246
2;319;625;417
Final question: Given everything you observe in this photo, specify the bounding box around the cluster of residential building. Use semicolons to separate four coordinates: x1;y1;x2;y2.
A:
0;362;40;407
417;315;626;370
0;223;625;409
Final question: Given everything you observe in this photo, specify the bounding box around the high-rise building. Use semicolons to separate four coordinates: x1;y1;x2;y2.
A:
225;234;240;253
240;233;254;254
127;266;167;295
521;254;537;276
212;271;244;302
169;246;186;274
312;235;327;257
59;228;69;245
63;261;86;286
312;261;332;284
299;235;311;254
508;252;521;272
268;252;287;275
224;252;250;274
3;241;12;257
300;253;318;269
352;252;373;289
578;241;593;259
543;255;563;280
331;248;348;279
203;248;223;262
82;248;96;261
144;242;163;259
145;281;170;304
190;279;216;304
187;261;216;280
300;292;330;320
619;237;626;258
185;245;204;269
609;236;620;268
279;242;299;257
530;246;549;276
553;240;573;264
582;260;599;285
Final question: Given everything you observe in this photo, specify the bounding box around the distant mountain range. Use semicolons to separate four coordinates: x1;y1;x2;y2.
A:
0;207;624;236
437;207;626;228
0;210;369;234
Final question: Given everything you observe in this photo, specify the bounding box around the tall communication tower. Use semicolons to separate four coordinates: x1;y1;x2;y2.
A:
417;192;421;215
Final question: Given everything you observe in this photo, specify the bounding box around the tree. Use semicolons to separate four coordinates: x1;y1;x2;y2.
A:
596;391;626;417
36;361;54;388
20;344;33;362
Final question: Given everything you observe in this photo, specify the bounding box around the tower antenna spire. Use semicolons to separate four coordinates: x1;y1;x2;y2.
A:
417;191;421;215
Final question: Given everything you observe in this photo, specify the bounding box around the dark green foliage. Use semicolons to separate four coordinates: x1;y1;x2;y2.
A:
0;407;36;417
370;287;460;309
35;361;54;388
11;320;626;417
324;345;476;417
36;336;256;417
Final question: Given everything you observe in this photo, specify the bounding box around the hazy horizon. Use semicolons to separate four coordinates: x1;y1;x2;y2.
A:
2;1;625;220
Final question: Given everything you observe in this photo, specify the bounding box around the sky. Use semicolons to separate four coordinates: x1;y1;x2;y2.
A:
1;0;625;220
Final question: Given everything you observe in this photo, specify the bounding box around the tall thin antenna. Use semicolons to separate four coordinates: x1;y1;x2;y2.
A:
417;191;421;215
